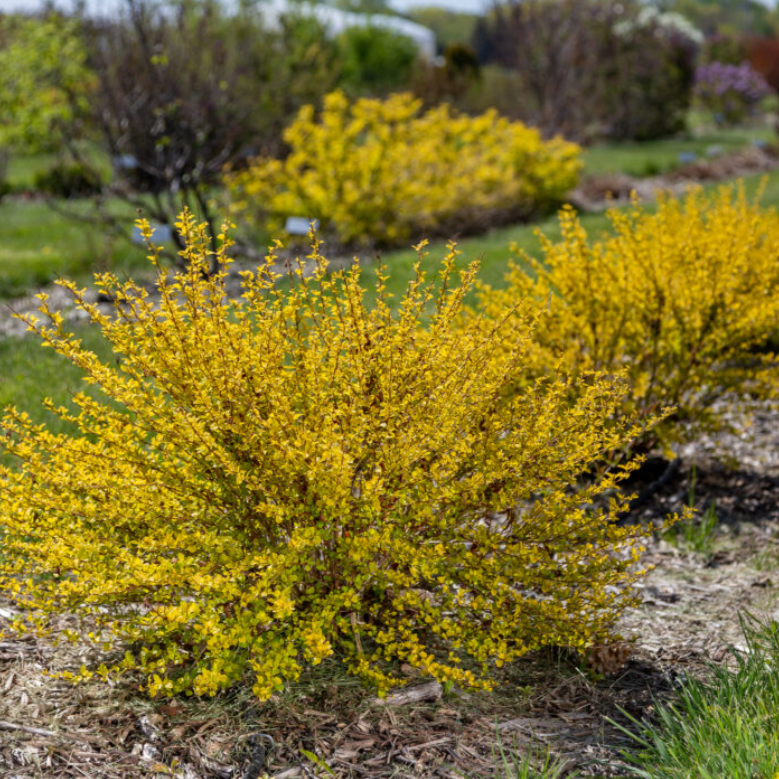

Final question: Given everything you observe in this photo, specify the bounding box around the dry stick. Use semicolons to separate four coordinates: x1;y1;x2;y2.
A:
0;720;97;744
373;681;443;707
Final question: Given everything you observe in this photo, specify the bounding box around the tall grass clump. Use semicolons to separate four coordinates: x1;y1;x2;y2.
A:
0;212;662;701
618;613;779;778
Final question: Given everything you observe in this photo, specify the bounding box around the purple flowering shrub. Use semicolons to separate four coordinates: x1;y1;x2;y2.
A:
694;61;772;125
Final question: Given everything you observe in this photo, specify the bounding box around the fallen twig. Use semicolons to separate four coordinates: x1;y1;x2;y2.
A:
373;681;443;707
0;719;98;744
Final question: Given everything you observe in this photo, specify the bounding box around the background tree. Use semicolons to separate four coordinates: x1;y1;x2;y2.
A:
475;0;700;142
0;12;93;200
69;0;341;268
0;13;93;154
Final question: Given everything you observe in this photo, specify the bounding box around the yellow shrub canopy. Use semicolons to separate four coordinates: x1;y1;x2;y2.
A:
1;214;656;700
226;90;581;247
481;185;779;450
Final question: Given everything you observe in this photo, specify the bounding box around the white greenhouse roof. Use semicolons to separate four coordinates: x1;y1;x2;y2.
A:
0;0;436;56
260;0;435;56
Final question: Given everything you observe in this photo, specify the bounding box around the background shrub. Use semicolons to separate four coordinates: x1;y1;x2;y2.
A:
480;185;779;451
476;0;700;142
226;91;581;247
412;43;482;106
0;13;93;155
338;25;419;94
700;32;748;66
693;61;772;125
63;0;341;266
0;212;657;700
605;6;700;140
34;161;103;199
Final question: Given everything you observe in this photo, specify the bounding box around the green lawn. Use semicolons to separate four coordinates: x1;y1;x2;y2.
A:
4;143;112;191
5;150;58;189
0;198;154;298
0;194;184;298
583;124;776;177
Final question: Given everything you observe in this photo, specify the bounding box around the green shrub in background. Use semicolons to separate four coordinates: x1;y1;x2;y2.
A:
699;31;748;66
0;13;93;154
34;161;103;199
412;43;482;105
338;25;419;94
475;0;701;142
59;0;343;265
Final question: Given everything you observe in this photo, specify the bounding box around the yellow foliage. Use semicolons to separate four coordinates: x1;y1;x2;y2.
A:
1;213;659;700
480;185;779;449
226;90;581;247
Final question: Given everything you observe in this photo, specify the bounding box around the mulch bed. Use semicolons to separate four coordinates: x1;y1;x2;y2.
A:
571;144;779;213
2;397;779;778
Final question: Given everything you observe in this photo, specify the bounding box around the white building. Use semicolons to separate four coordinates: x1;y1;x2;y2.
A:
259;0;435;57
0;0;436;57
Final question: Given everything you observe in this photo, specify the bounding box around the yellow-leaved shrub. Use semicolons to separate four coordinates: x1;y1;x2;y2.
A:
1;213;657;701
225;90;581;247
480;185;779;450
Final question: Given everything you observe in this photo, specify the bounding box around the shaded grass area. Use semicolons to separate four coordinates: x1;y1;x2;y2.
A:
583;125;776;178
5;150;58;190
0;198;152;298
5;144;112;191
